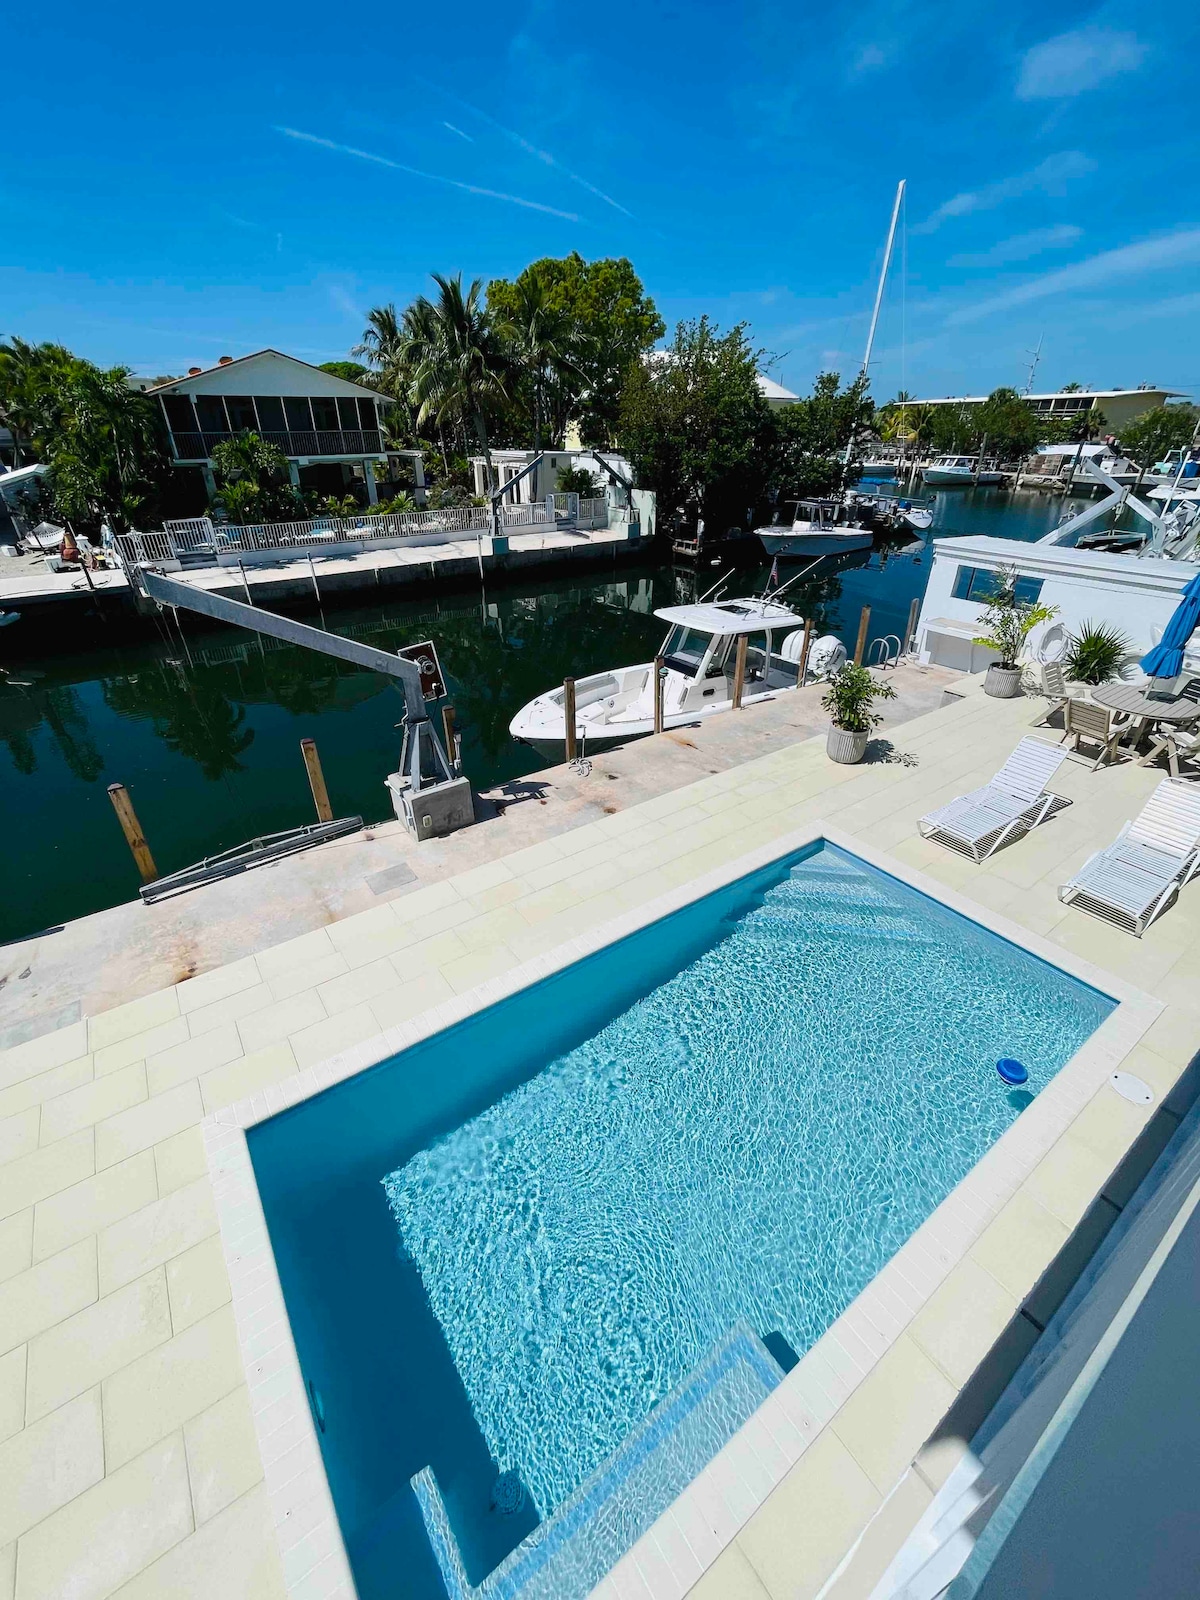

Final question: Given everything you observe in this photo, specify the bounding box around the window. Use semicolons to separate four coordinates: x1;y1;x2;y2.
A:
161;396;197;433
952;566;1044;605
254;397;285;432
357;397;378;430
311;398;339;431
225;396;256;432
284;397;312;432
337;398;360;430
195;396;229;433
661;625;712;677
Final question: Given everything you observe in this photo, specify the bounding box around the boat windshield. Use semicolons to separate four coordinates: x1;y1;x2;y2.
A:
772;502;800;527
661;625;712;677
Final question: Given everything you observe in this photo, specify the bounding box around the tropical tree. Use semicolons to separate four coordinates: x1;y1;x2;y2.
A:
487;254;663;445
209;431;302;524
1119;405;1200;491
972;387;1042;462
351;304;404;370
0;338;79;465
319;360;374;385
492;276;583;450
406;274;513;492
771;371;874;500
617;317;773;534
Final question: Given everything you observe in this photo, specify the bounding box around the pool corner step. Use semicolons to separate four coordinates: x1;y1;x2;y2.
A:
411;1322;784;1600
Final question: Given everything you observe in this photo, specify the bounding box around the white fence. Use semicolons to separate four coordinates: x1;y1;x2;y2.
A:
125;496;612;570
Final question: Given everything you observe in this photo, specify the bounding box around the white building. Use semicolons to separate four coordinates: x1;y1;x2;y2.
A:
468;448;636;504
147;350;425;507
756;375;800;408
906;386;1189;435
915;535;1200;675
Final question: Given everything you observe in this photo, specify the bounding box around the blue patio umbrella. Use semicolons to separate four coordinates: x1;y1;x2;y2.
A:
1141;572;1200;679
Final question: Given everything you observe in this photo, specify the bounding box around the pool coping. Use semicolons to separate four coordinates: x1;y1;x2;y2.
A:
201;822;1163;1600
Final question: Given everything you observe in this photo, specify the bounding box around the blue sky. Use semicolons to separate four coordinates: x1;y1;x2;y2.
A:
4;0;1197;404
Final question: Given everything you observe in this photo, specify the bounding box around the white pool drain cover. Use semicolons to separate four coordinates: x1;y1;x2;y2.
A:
1111;1072;1154;1106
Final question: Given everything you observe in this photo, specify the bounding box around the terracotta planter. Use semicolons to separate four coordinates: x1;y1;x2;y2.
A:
827;725;869;764
984;664;1023;699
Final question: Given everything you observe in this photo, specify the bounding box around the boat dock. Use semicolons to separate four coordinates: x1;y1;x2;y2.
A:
0;659;957;1044
0;521;649;621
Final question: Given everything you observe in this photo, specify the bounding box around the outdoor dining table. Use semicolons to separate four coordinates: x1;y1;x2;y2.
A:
1091;680;1200;775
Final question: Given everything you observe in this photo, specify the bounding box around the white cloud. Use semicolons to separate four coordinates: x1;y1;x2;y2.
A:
915;152;1094;233
950;224;1082;269
442;122;473;143
1017;26;1147;100
274;127;580;221
947;228;1200;326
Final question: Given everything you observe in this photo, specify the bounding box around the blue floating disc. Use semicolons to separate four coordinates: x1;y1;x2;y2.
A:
997;1057;1028;1086
491;1470;526;1516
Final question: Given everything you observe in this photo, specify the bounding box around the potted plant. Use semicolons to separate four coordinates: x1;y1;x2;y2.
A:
822;663;897;763
1063;620;1132;685
972;568;1058;698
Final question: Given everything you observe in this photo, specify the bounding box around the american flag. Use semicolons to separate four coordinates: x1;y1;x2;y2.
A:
768;557;780;591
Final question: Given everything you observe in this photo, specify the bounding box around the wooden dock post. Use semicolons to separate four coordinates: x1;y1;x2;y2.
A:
905;597;920;655
796;619;814;684
441;705;459;771
732;634;748;710
563;678;577;762
107;783;158;883
300;738;333;822
853;606;871;666
653;656;665;734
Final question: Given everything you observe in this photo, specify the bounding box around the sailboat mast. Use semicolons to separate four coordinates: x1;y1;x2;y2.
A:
861;178;905;377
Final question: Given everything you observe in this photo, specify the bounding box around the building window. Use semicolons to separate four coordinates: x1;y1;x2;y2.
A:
195;396;229;434
337;398;359;430
254;397;286;432
225;396;257;432
357;398;377;430
311;398;339;431
161;396;197;433
284;398;312;431
952;566;1044;605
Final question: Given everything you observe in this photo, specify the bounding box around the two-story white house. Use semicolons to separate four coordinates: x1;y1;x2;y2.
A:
146;350;425;508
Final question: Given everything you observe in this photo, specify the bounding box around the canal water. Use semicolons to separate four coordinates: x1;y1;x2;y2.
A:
0;488;1085;943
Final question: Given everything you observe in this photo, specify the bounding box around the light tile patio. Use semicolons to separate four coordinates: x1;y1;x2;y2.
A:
0;677;1197;1598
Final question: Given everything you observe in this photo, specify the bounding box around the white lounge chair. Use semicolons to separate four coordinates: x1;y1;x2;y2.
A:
919;737;1073;862
1058;778;1200;936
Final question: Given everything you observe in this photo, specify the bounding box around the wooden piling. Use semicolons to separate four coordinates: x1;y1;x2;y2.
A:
300;738;333;823
905;597;920;655
732;634;748;710
796;619;814;684
441;705;459;771
653;656;665;734
563;678;577;761
107;783;158;883
853;606;871;666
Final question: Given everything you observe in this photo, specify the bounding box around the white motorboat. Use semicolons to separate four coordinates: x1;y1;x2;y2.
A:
757;499;872;558
922;456;1002;486
509;597;847;761
898;502;934;530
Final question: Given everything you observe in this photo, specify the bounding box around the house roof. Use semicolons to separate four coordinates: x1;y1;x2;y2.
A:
146;349;394;402
756;375;800;402
908;387;1189;406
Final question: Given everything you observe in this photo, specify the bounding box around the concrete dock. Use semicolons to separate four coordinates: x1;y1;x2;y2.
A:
0;661;958;1045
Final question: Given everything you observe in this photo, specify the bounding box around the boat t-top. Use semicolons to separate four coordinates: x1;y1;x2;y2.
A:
923;455;1002;486
509;597;847;761
757;499;873;558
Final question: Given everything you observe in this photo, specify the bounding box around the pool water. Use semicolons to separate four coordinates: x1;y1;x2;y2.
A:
248;842;1113;1599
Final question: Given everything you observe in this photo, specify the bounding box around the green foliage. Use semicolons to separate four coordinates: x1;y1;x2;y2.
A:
971;567;1059;668
1063;621;1132;684
209;431;303;524
821;663;897;732
405;274;513;488
555;464;603;497
616;317;773;534
0;339;169;531
928;402;980;453
1037;407;1109;446
1119;405;1199;474
487;254;663;446
318;360;374;385
313;494;363;520
972;387;1042;461
772;371;874;499
490;274;584;449
368;491;417;514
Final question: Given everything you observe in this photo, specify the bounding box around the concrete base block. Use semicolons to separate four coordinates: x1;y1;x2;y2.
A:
386;774;475;840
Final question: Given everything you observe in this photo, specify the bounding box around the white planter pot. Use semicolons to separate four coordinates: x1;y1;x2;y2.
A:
984;664;1023;699
827;725;869;764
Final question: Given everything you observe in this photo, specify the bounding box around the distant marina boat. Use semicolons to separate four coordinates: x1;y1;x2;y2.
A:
757;499;873;558
509;596;846;760
858;458;898;479
923;455;1003;486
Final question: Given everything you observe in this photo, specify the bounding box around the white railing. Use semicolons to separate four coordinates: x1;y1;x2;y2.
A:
163;516;218;550
116;531;175;564
499;502;555;528
577;497;609;528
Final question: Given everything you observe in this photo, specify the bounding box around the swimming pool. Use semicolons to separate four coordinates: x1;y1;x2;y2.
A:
245;840;1115;1600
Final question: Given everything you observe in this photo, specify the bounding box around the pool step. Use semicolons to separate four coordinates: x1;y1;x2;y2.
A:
410;1322;783;1600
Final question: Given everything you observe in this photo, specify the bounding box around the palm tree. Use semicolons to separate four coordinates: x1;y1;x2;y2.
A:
494;278;582;450
352;304;403;369
408;274;512;492
0;338;78;465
